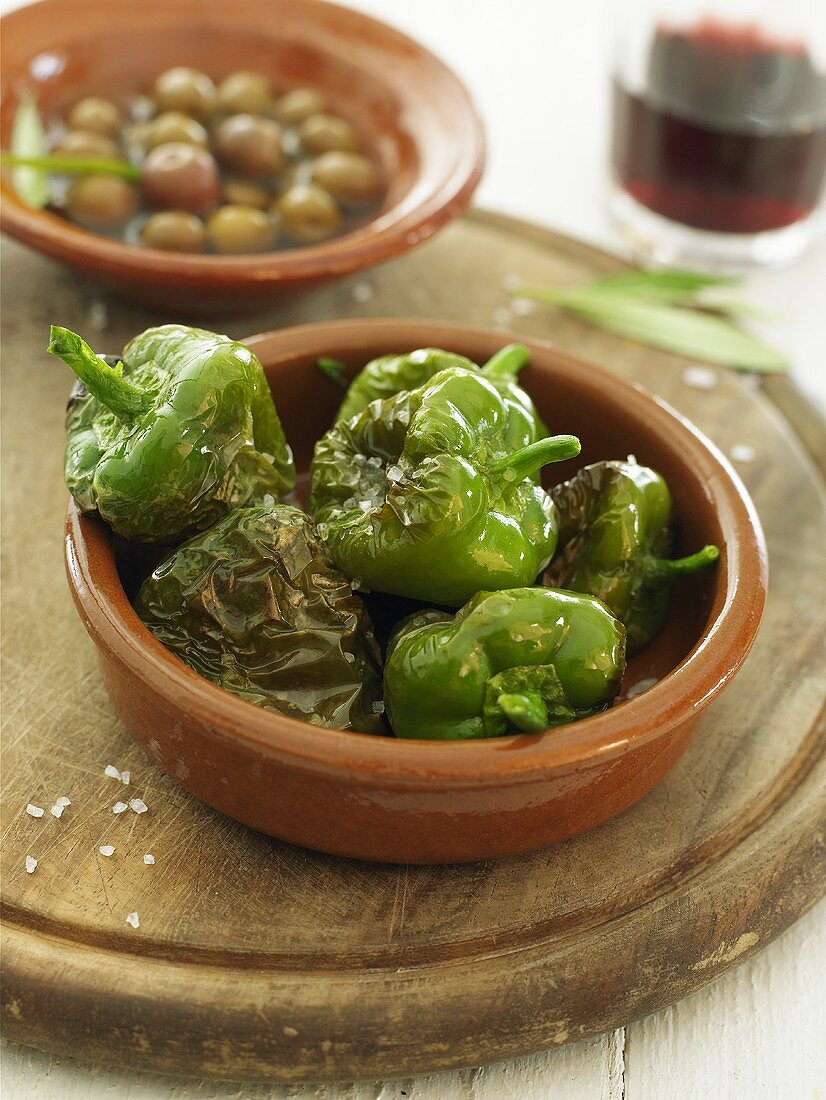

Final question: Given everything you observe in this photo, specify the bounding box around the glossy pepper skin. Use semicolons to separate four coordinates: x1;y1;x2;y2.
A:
135;504;384;732
328;344;546;448
384;588;626;740
51;324;295;544
543;460;720;653
309;366;581;606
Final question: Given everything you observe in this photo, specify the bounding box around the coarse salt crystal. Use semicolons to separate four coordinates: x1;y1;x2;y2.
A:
26;804;44;818
104;764;122;781
371;701;385;714
627;676;659;700
55;796;71;808
99;845;115;857
731;444;756;463
50;803;65;819
682;366;717;391
112;801;128;814
120;771;131;786
511;297;537;316
125;911;140;929
350;281;374;303
386;464;403;483
129;798;148;814
143;854;155;865
503;273;523;292
25;855;37;874
358;500;372;512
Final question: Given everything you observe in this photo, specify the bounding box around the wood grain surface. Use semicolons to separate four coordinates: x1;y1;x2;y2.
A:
1;212;824;1083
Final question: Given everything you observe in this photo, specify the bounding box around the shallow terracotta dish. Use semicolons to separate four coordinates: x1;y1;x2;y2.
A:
0;0;484;313
65;320;767;863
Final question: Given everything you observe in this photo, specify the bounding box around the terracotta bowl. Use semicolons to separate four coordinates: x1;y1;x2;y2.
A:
64;320;768;864
0;0;484;313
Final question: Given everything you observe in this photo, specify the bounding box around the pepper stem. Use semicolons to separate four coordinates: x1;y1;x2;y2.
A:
482;343;530;379
1;151;141;181
489;434;581;478
48;326;150;420
644;544;720;578
498;693;548;733
317;357;349;388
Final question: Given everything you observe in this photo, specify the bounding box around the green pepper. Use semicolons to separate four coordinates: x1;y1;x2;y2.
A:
543;460;720;653
135;503;384;731
51;324;295;544
326;344;546;448
309;366;580;606
384;587;626;740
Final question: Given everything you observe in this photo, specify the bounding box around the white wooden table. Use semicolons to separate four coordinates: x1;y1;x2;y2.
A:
1;0;824;1096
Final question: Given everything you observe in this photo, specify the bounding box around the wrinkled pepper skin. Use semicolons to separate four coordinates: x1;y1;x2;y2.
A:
52;324;295;544
135;504;384;732
543;460;720;653
384;588;626;740
332;344;546;448
309;366;580;606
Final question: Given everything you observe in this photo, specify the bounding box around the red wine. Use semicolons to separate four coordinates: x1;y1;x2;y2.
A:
612;19;826;234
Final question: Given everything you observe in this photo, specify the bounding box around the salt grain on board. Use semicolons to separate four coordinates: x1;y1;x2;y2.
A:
112;801;128;814
26;804;44;818
143;854;155;865
25;855;37;874
491;307;512;329
125;912;140;929
54;796;71;808
511;297;537;316
120;771;131;786
50;803;65;819
129;798;148;814
350;281;374;303
104;764;122;781
731;444;756;463
99;845;115;857
682;366;718;391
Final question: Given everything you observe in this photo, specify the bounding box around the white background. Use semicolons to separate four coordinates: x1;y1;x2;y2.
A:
1;0;825;1097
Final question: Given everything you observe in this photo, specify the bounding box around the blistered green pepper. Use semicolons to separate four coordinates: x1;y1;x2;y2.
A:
135;504;383;731
309;366;580;606
384;587;626;739
51;324;295;544
325;344;546;448
543;460;719;652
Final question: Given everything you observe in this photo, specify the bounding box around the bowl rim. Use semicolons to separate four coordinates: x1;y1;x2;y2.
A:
64;318;768;785
0;0;485;286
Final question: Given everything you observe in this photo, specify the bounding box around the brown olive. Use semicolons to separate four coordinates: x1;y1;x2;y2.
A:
66;97;123;138
141;143;221;214
276;183;341;243
53;130;122;159
213;114;285;178
138;111;209;151
66;175;139;231
310;151;381;204
140;211;207;253
217;71;271;116
153;67;217;121
223;180;271;209
206;205;277;253
299;113;358;155
275;88;326;125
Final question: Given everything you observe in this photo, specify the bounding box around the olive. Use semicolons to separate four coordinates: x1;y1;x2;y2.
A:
213;114;285;178
153;67;217;121
223;180;271;209
310;151;381;204
66;97;123;138
140;211;207;253
217;71;271;116
276;183;341;243
66;175;139;231
138;111;209;151
53;130;122;159
141;143;221;214
275;88;326;125
299;113;358;155
206;205;277;253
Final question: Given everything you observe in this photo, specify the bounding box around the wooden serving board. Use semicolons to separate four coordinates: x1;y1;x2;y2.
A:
1;212;824;1083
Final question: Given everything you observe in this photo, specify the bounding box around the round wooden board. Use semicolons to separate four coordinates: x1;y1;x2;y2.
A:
1;212;824;1083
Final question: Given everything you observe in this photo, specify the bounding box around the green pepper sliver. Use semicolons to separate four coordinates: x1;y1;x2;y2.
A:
309;365;581;606
135;504;384;732
384;588;627;740
51;324;295;544
543;460;720;653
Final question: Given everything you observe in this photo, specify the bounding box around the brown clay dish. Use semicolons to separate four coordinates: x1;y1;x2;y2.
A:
64;319;768;864
0;0;484;312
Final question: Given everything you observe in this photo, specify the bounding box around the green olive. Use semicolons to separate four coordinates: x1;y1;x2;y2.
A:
213;114;285;178
140;143;221;214
310;151;381;204
139;111;209;151
66;175;138;230
223;180;271;209
53;130;122;159
275;88;326;125
153;67;217;121
206;204;277;253
66;97;123;138
140;211;207;252
276;183;341;243
299;113;358;155
217;71;271;116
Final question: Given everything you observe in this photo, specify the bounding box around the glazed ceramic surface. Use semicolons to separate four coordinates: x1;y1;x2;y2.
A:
64;320;767;863
0;0;484;312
